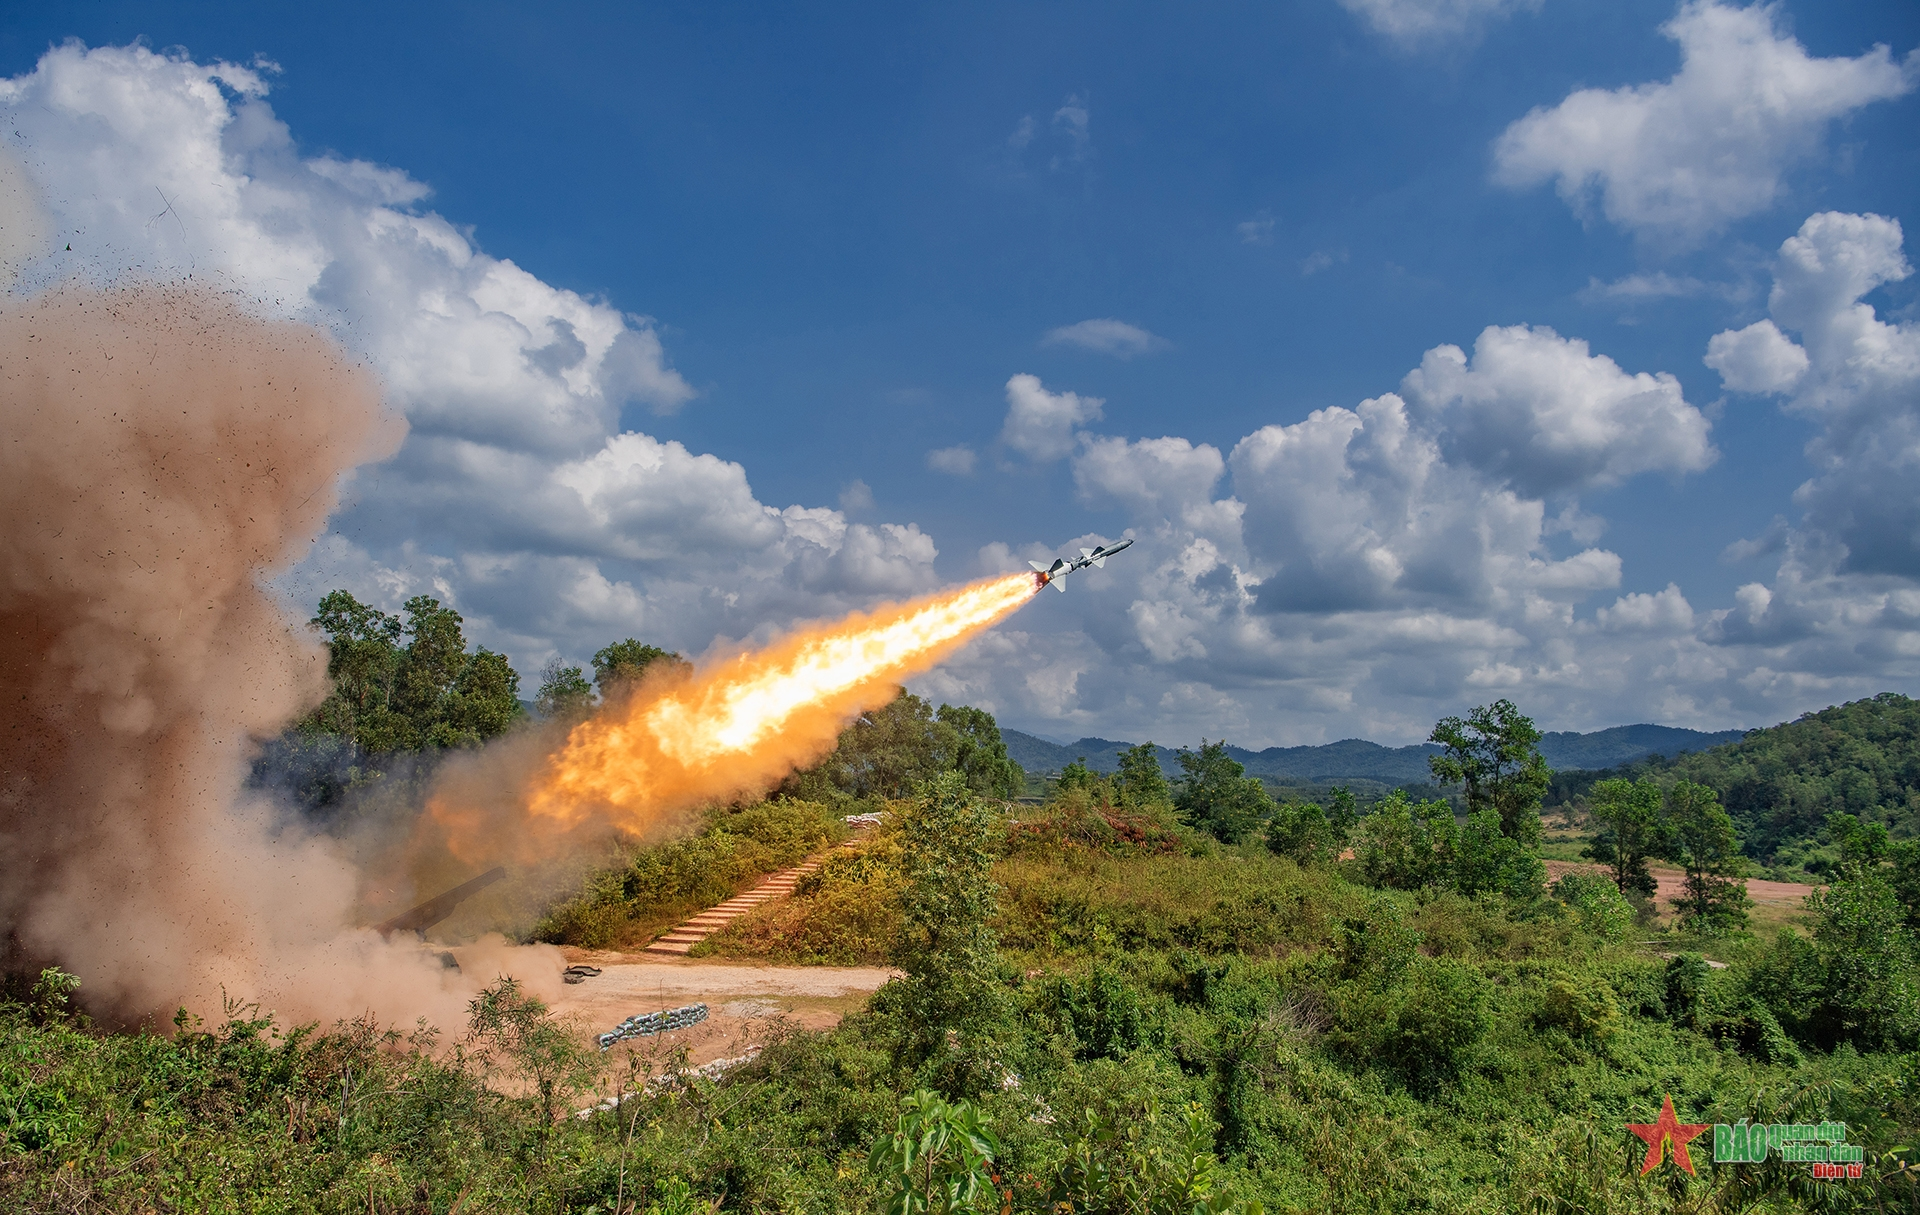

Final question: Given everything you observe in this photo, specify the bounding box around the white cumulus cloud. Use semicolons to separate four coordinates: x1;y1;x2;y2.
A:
1042;318;1168;359
1000;373;1104;462
1705;320;1809;394
1717;212;1920;579
1401;324;1715;497
927;445;977;475
1493;2;1916;240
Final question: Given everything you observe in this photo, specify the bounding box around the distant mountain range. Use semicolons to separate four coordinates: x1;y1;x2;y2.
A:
1001;723;1750;787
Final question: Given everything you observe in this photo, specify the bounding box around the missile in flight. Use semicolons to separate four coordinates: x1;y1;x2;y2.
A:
1030;537;1135;592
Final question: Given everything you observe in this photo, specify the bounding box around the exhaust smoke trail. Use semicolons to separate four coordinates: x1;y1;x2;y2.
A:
426;573;1039;858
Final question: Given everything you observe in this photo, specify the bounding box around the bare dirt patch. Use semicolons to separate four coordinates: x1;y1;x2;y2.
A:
532;948;898;1067
1543;860;1819;932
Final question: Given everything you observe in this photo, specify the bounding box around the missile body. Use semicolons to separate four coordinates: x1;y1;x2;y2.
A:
1029;537;1135;592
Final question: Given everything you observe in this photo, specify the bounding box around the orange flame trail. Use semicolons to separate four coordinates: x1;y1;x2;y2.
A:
525;571;1039;832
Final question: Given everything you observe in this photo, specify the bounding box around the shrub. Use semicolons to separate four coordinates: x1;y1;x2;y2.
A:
1536;975;1621;1041
1551;870;1634;941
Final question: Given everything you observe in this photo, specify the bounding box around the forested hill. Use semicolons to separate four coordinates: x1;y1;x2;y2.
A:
1002;722;1748;786
1628;692;1920;866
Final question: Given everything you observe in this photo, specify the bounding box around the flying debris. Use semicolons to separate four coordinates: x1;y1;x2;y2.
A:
1030;537;1135;592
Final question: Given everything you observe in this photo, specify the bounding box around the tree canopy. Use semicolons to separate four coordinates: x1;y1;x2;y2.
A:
1174;740;1274;845
305;590;523;754
780;689;1025;802
1652;692;1920;867
591;639;692;698
1428;698;1551;846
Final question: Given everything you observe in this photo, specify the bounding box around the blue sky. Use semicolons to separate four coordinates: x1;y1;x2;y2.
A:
3;1;1918;744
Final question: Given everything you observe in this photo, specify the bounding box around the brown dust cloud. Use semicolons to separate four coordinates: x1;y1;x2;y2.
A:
0;278;571;1030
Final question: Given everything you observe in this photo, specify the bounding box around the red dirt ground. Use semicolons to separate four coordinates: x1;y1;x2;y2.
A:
1543;859;1820;920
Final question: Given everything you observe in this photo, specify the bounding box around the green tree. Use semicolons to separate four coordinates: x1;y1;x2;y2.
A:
1892;839;1920;934
1267;799;1334;865
935;703;1024;797
591;638;691;699
890;771;1002;1054
1804;865;1920;1049
1665;780;1751;932
1428;699;1551;846
1359;790;1457;890
1636;691;1920;865
1174;741;1274;845
1451;806;1546;902
462;977;596;1133
1552;870;1635;941
393;595;471;730
303;591;521;755
839;692;950;799
869;1090;1002;1215
1582;777;1667;896
1055;756;1101;796
439;648;522;745
1327;786;1358;849
534;660;595;721
781;692;1023;803
1115;742;1170;808
307;590;411;752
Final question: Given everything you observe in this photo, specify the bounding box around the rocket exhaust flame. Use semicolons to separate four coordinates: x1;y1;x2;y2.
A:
432;572;1042;850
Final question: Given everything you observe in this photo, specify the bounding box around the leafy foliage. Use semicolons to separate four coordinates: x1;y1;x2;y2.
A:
868;1090;1001;1215
1174;741;1274;845
885;771;1004;1071
1665;779;1752;933
1567;692;1920;873
263;591;525;812
1582;776;1666;896
533;660;594;721
781;690;1025;802
1264;788;1355;866
591;638;692;699
19;697;1920;1211
534;799;847;948
1428;697;1552;847
1114;742;1170;809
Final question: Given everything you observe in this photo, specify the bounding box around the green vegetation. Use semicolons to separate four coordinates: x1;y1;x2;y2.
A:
1173;741;1274;845
305;590;526;756
12;738;1920;1210
533;798;848;949
779;691;1023;802
13;689;1920;1210
1557;692;1920;877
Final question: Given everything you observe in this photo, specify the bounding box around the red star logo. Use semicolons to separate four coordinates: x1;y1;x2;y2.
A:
1627;1094;1711;1175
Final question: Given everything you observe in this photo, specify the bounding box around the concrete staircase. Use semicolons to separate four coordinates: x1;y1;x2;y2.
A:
641;824;873;958
641;858;823;957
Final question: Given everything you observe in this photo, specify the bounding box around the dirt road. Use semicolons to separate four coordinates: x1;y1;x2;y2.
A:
540;948;898;1067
